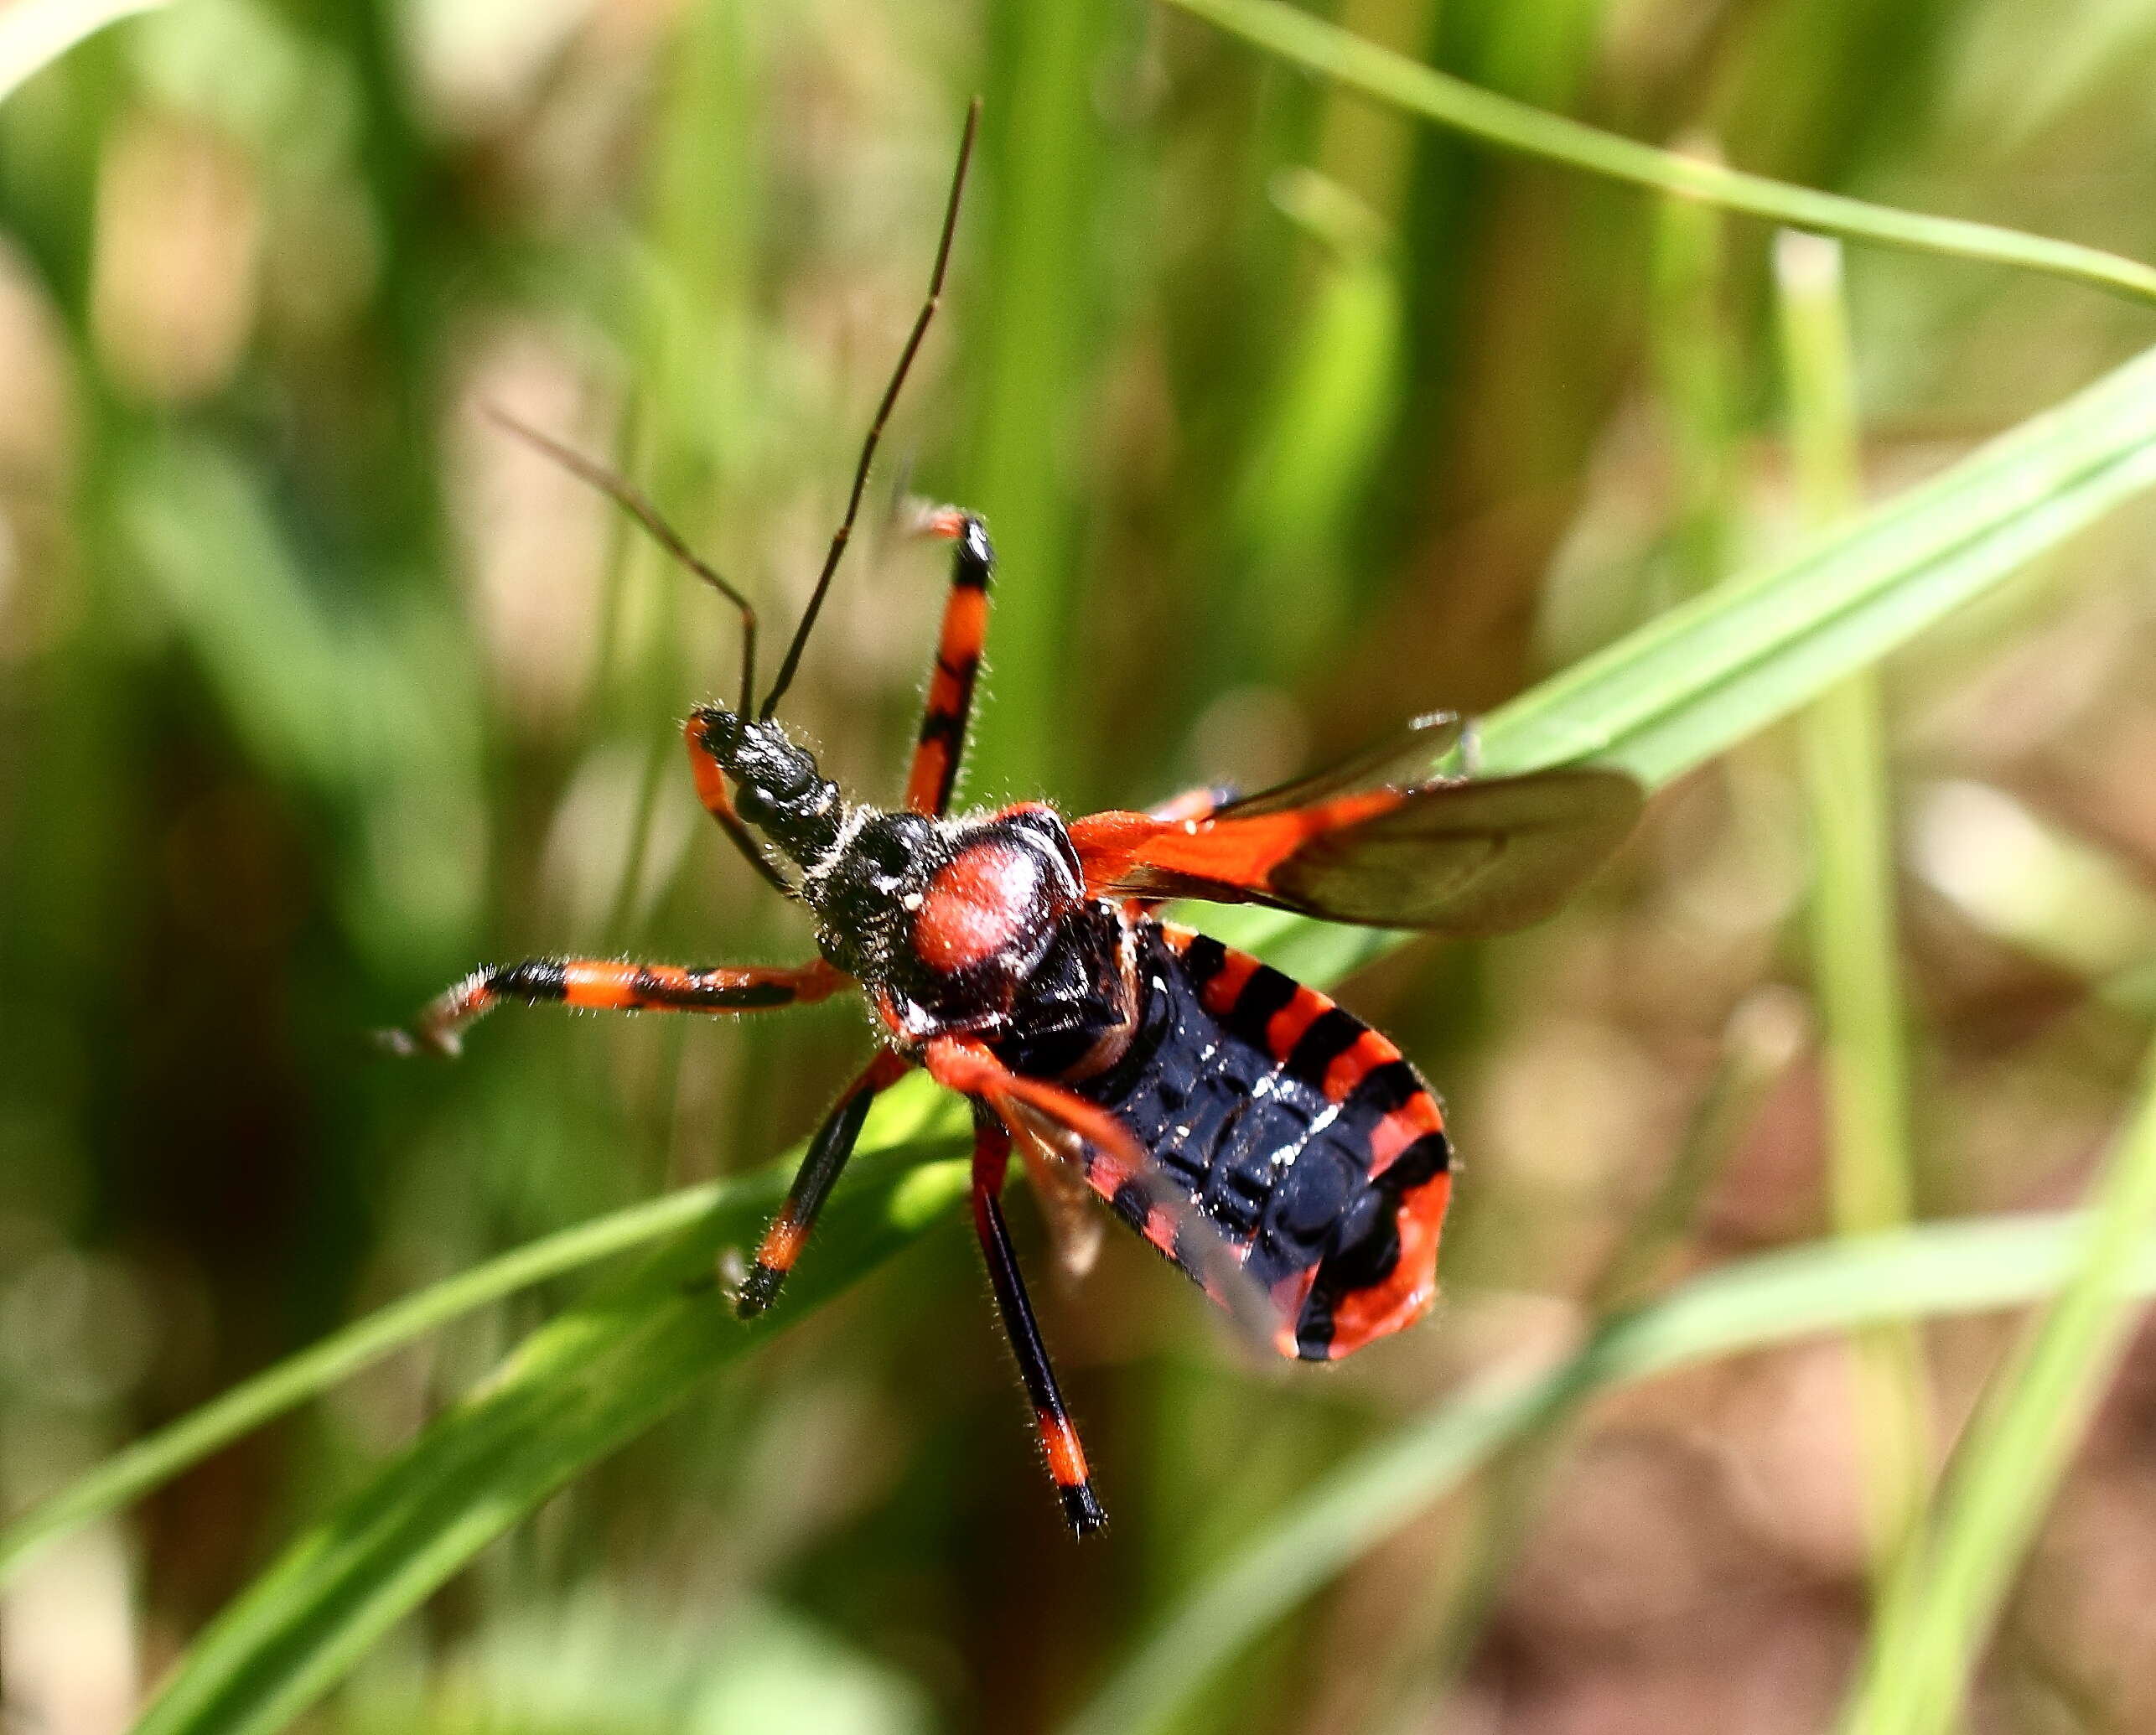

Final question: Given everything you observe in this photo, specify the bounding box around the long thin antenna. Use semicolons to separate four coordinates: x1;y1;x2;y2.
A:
759;96;982;720
483;404;760;715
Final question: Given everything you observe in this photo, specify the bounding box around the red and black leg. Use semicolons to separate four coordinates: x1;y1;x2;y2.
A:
922;1034;1278;1352
736;1049;913;1318
969;1104;1108;1536
684;710;796;895
384;956;848;1057
903;510;993;817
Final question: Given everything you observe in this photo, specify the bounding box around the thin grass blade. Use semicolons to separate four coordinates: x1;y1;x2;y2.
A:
1161;0;2156;308
1472;341;2156;787
0;1178;737;1581
1777;229;1933;1584
127;1142;970;1735
1836;1037;2156;1735
1061;1207;2156;1735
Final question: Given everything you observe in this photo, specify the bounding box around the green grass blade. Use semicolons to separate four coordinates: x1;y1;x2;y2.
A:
4;1075;965;1585
1161;0;2156;309
1061;1206;2156;1735
1648;158;1742;599
1837;1038;2156;1735
1231;169;1402;676
0;1177;739;1582
127;1141;970;1735
1469;340;2156;788
1777;230;1932;1583
963;0;1125;800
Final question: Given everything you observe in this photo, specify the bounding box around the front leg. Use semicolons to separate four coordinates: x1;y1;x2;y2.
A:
903;509;993;816
381;956;847;1058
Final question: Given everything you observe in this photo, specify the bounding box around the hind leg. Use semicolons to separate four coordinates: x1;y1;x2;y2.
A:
967;1103;1107;1536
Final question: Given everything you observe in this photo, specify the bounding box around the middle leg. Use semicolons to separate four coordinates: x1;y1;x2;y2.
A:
737;1048;914;1318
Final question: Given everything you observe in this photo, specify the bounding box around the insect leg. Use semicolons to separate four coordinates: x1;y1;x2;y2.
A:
922;1035;1287;1354
736;1049;914;1318
684;710;798;895
381;956;848;1058
970;1104;1108;1536
922;1037;1150;1183
902;510;994;816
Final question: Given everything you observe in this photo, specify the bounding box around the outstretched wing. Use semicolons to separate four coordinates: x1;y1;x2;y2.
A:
1205;710;1469;817
1071;717;1642;936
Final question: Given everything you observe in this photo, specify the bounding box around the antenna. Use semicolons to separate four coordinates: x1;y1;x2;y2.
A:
759;96;982;719
482;404;760;715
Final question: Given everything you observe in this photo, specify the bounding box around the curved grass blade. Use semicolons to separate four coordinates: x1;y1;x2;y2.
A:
1061;1207;2156;1735
1162;0;2156;310
108;335;2156;1734
1777;230;1932;1584
1472;340;2156;787
129;1140;970;1735
0;1175;741;1581
1;1080;971;1588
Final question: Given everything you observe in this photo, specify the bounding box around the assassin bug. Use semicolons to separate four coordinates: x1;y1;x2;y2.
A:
387;101;1643;1535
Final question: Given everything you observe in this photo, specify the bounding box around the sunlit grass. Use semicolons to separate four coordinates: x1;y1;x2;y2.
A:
1777;230;1932;1589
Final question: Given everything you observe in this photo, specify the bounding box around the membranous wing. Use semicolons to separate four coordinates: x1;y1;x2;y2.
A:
1072;713;1643;936
1203;710;1470;816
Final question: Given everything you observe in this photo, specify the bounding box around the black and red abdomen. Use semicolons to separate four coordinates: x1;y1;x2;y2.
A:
1065;921;1453;1360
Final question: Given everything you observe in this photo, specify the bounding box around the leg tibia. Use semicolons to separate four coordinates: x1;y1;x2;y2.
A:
737;1049;911;1318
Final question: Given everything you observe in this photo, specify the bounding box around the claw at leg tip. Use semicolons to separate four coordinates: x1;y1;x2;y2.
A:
1062;1483;1109;1538
735;1261;785;1319
375;1024;460;1059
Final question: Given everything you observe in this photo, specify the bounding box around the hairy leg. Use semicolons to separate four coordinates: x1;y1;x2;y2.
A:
736;1049;914;1317
903;510;993;816
968;1104;1107;1536
383;956;847;1058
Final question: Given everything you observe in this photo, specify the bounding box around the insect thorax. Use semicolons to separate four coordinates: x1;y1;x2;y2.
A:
815;805;1132;1054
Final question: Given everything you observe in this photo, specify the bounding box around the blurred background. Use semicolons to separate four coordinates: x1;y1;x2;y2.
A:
5;0;2156;1730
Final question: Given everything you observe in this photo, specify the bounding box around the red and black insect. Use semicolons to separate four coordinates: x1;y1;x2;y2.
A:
387;103;1642;1536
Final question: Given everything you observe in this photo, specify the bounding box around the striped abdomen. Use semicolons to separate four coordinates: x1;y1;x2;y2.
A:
1065;919;1453;1360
